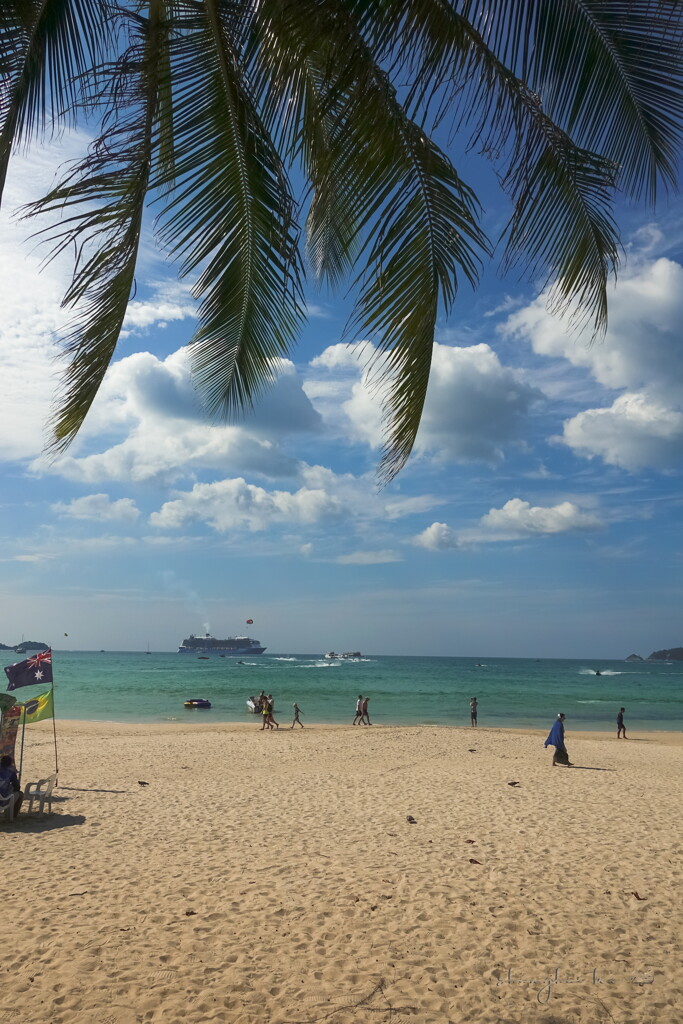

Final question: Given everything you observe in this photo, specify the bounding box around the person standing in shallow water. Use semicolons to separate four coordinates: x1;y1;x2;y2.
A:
617;707;627;739
470;697;478;727
544;713;572;766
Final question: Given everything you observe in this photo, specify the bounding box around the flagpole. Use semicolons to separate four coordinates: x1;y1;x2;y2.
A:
50;644;58;778
18;705;27;782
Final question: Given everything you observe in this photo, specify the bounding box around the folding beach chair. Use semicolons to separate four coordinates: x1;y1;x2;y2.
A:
0;789;18;822
24;774;57;815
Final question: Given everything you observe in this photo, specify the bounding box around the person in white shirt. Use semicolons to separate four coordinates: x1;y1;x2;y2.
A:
353;694;364;725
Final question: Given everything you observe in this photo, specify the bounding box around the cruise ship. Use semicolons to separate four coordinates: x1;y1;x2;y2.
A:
178;632;266;655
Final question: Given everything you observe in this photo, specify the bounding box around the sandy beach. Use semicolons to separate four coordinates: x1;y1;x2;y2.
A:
3;721;682;1024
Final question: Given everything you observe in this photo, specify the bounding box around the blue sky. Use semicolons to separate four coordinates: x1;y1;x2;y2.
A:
1;133;682;658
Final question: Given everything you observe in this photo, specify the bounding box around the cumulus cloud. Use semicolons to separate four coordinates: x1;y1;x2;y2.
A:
504;257;683;398
150;477;346;532
415;498;601;549
503;256;683;470
36;349;321;484
413;522;461;550
473;498;601;539
414;344;542;463
120;284;196;336
307;341;542;463
52;493;141;521
560;393;683;470
148;463;443;537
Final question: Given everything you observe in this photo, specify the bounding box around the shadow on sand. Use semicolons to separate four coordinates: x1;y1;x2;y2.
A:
59;786;128;794
9;813;86;833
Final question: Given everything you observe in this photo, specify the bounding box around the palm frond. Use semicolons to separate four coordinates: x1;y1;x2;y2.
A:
458;0;683;202
155;0;304;418
244;0;490;479
352;120;486;483
502;122;620;331
348;0;620;334
0;0;110;207
245;0;364;286
23;1;167;450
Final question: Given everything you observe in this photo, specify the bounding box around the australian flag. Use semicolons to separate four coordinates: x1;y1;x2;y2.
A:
4;649;53;691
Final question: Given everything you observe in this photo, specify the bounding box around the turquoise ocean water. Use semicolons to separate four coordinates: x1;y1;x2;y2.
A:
6;650;683;731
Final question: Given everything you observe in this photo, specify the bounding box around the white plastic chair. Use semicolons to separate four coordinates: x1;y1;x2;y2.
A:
0;790;19;822
24;774;57;815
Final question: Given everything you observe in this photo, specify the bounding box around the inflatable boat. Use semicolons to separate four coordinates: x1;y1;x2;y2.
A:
184;698;212;709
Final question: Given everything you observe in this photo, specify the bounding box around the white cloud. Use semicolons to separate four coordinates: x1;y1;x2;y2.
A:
0;143;74;461
483;294;525;317
150;476;346;533
307;341;542;463
309;342;375;371
473;498;601;540
35;350;321;484
52;493;141;521
0;553;54;563
120;285;196;336
414;522;462;550
560;393;683;470
502;256;683;470
415;344;542;463
414;499;601;549
503;258;683;400
335;549;402;564
147;462;443;537
304;303;333;319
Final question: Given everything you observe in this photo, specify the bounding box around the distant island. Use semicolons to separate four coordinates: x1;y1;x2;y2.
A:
648;647;683;661
623;648;683;661
0;640;49;652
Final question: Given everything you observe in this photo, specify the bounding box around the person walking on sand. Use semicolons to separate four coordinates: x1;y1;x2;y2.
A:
470;696;478;727
353;694;364;725
544;713;572;766
361;696;372;725
267;694;280;730
617;707;627;739
260;699;272;731
291;703;304;728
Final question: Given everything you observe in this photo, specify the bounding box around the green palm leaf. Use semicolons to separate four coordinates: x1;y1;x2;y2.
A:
352;0;621;334
24;0;169;449
155;0;304;417
0;0;109;207
458;0;683;201
246;0;364;287
5;0;683;480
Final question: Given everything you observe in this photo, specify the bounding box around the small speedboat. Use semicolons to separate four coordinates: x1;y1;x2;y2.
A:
184;698;212;709
246;698;260;714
